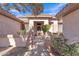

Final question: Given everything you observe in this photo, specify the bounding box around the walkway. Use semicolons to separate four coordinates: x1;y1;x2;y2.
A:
0;30;54;56
0;36;54;56
24;35;54;56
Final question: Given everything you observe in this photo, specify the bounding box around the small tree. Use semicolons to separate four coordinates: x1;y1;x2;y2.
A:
17;29;26;38
42;24;51;34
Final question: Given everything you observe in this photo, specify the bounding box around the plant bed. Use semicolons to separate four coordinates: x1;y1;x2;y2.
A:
51;47;61;56
52;33;79;56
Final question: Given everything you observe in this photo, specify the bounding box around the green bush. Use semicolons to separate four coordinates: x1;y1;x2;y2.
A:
42;24;51;34
68;43;79;56
52;33;79;56
17;29;26;36
52;33;69;55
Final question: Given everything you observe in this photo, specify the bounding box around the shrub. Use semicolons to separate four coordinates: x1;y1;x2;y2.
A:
52;33;79;56
68;43;79;56
17;29;26;36
52;33;69;55
42;24;51;34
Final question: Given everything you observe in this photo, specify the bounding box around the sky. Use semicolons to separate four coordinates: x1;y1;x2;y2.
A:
43;3;67;15
1;3;67;17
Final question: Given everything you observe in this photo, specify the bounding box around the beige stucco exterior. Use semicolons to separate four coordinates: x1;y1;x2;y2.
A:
0;35;26;47
0;14;21;35
19;15;59;33
0;11;26;47
29;19;49;30
63;9;79;44
0;12;59;47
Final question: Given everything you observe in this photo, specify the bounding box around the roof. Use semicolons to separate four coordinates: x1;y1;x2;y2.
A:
56;3;79;18
19;14;58;20
0;9;24;23
26;14;53;17
19;14;55;18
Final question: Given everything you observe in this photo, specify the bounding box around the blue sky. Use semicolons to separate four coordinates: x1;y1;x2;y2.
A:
43;3;67;15
1;3;67;17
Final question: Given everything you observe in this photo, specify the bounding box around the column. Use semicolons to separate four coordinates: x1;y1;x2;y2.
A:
53;20;58;33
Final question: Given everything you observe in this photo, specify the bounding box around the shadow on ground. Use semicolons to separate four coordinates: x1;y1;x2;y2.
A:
0;47;28;56
51;47;61;56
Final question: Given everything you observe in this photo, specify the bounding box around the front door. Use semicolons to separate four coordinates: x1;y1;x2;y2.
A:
34;21;44;31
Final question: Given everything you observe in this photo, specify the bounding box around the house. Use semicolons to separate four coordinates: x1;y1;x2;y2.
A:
0;9;63;47
0;9;26;47
19;14;62;34
56;3;79;44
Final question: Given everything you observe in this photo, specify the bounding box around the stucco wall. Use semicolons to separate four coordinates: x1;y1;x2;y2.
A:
29;19;49;31
50;20;59;33
19;18;59;33
0;35;26;47
29;19;59;33
19;17;28;23
0;14;26;47
0;14;21;35
63;9;79;44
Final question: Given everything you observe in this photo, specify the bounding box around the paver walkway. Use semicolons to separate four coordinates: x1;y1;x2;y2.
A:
0;36;53;56
24;36;54;56
0;30;54;56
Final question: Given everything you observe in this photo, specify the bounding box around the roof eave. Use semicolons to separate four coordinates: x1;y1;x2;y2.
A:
56;3;79;18
0;9;25;24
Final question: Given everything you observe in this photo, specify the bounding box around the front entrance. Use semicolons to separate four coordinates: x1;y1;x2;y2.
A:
34;21;44;31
